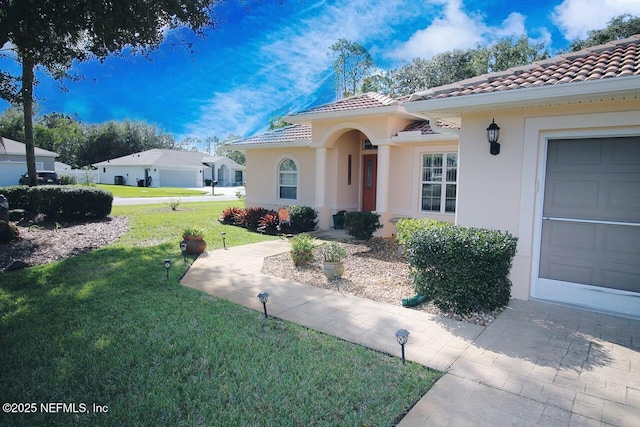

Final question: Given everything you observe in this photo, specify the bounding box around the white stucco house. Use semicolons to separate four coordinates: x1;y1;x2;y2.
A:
0;137;59;187
232;36;640;318
94;149;245;187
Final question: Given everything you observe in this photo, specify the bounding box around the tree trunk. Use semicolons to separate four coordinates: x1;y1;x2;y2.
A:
21;54;37;187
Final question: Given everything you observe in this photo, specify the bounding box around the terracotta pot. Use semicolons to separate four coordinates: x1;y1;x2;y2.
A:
182;235;206;254
323;261;344;280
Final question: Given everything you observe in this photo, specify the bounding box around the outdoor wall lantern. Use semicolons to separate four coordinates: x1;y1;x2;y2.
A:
164;258;172;280
487;119;501;155
257;291;269;319
395;329;410;364
180;242;187;261
221;232;227;250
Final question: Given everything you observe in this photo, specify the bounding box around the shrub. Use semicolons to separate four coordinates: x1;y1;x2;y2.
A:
289;206;317;233
344;211;382;240
405;223;518;315
220;207;244;225
1;186;30;210
0;221;19;243
258;212;280;235
59;175;76;185
1;186;112;220
395;218;447;246
322;241;347;262
241;207;273;231
290;233;316;266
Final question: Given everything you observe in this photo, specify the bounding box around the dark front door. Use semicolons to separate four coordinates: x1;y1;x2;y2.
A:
362;154;377;211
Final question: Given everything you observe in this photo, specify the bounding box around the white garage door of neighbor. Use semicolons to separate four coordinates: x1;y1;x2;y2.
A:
537;137;640;317
159;169;197;187
0;161;43;187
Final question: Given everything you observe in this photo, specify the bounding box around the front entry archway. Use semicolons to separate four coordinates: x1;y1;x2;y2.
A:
362;154;377;211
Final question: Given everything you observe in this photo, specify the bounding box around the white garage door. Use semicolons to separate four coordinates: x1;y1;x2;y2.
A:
159;169;197;187
0;161;43;187
537;137;640;317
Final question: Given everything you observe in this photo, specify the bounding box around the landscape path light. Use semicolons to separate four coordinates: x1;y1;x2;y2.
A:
180;241;187;262
164;258;172;280
221;232;227;250
257;291;269;319
395;329;410;364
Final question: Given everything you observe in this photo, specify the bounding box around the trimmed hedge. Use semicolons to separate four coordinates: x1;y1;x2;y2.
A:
288;205;317;233
1;186;112;220
403;219;518;315
344;211;382;240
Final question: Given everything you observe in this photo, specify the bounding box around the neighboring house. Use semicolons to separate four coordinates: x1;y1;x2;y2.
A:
94;149;245;187
201;156;245;186
0;137;59;187
232;35;640;318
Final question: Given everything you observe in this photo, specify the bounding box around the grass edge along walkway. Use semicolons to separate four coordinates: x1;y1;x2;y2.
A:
0;202;441;426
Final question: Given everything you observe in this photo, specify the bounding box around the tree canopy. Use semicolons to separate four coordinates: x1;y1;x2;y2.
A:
330;39;375;99
566;14;640;52
358;35;549;97
0;0;222;185
0;108;176;167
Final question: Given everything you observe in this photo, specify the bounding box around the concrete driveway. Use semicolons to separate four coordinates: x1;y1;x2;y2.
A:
112;186;244;206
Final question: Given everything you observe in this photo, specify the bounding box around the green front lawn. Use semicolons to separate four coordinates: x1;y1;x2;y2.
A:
95;184;209;198
0;201;440;426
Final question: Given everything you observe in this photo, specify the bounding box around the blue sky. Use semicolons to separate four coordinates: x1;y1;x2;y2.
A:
2;0;640;144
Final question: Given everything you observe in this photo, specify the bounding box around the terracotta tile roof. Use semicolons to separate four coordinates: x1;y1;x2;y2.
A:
397;121;436;135
231;124;311;146
394;119;461;136
294;92;400;116
410;35;640;101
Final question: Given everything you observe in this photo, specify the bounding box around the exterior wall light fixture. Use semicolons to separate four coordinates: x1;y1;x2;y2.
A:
487;119;501;155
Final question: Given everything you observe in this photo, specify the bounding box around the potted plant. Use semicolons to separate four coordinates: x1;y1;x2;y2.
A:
322;241;347;280
182;226;207;254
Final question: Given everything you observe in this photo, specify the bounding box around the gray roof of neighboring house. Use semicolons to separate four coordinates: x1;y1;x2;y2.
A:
408;35;640;102
94;149;244;169
0;137;59;157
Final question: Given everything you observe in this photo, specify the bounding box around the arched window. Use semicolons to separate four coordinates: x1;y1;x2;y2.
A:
279;158;297;200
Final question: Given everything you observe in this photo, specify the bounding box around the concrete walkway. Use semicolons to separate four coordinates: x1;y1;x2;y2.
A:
181;240;640;426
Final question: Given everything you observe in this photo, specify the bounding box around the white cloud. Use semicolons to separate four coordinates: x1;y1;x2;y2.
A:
552;0;640;41
390;1;533;60
180;0;412;140
392;0;487;59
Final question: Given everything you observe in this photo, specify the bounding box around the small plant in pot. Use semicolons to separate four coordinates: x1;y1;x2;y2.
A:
322;241;347;280
182;226;207;254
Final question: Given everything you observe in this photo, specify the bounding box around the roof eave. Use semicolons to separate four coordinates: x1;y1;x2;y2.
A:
391;132;460;144
232;140;312;150
404;76;640;117
286;105;420;123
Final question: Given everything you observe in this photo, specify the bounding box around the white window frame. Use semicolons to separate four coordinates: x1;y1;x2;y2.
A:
420;152;457;214
278;158;298;200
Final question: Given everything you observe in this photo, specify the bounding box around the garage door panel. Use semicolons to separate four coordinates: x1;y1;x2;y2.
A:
542;221;596;251
608;178;640;220
544;178;599;214
539;137;640;312
550;138;602;165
